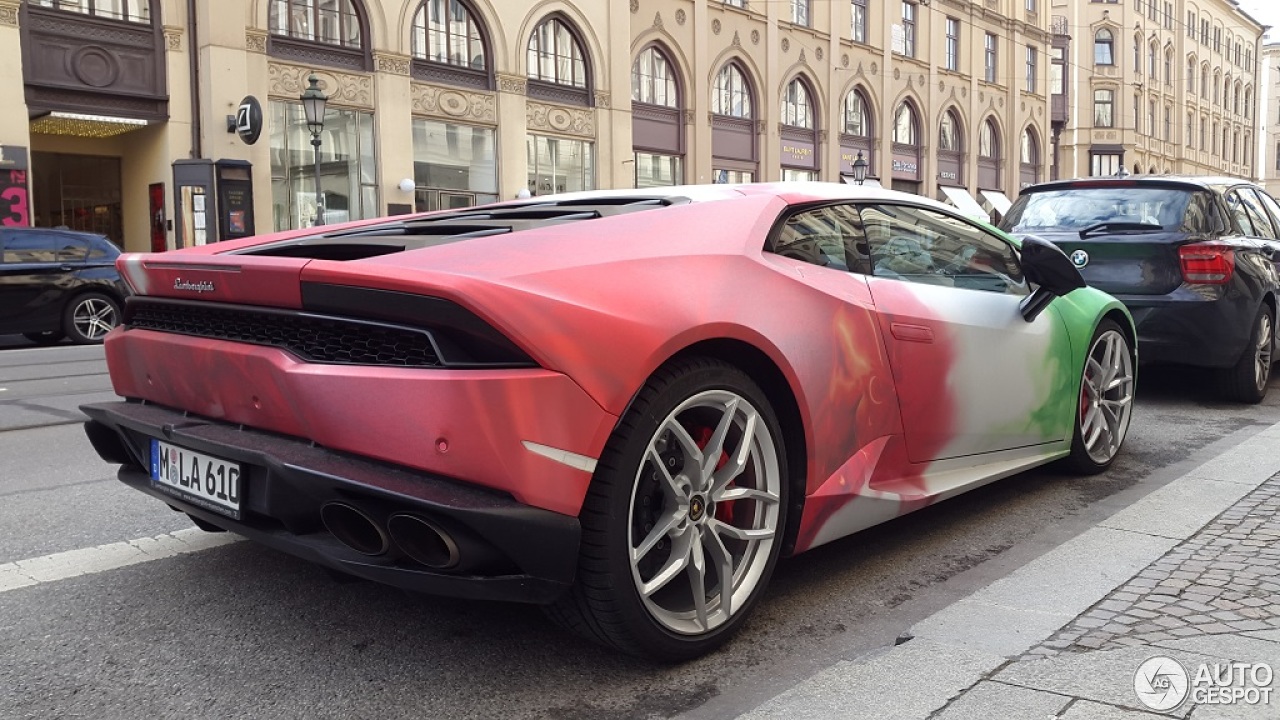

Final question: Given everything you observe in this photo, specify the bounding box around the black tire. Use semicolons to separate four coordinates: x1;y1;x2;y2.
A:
22;330;65;345
62;292;121;345
1219;304;1273;404
546;357;788;661
1063;320;1135;475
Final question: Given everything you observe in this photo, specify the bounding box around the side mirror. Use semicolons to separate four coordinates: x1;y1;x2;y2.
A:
1018;235;1087;322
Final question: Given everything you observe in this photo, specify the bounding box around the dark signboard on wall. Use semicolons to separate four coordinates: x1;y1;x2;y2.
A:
216;160;255;241
0;146;30;227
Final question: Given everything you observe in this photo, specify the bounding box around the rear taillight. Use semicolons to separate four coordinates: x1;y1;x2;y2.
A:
1179;243;1235;285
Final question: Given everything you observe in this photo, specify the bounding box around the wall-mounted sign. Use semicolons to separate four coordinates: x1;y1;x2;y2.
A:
781;140;816;169
235;96;264;145
0;146;30;227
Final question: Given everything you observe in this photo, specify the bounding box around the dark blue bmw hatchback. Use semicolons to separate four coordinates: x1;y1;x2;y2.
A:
1002;176;1280;403
0;227;127;344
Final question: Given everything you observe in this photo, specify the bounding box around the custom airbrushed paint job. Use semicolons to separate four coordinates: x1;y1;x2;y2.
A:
104;182;1130;555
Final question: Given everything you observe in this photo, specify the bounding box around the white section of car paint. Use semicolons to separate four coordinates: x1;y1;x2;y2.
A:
521;440;598;473
0;528;241;594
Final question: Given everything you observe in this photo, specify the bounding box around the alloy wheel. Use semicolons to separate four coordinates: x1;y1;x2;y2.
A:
73;297;118;341
627;389;781;636
1253;312;1273;393
1079;330;1135;465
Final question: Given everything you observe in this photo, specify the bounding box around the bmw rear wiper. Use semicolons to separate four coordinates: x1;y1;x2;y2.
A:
1077;222;1164;238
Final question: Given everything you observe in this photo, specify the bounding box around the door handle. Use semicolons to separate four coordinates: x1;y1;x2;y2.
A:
59;265;74;272
891;322;934;343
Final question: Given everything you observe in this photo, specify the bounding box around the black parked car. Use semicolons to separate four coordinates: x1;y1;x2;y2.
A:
0;227;127;344
1001;176;1280;403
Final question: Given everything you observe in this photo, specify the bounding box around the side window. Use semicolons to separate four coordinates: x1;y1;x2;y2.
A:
1181;192;1214;234
771;204;867;273
1224;191;1256;235
1;233;57;264
1239;189;1279;239
1255;190;1280;234
858;203;1027;295
55;236;89;262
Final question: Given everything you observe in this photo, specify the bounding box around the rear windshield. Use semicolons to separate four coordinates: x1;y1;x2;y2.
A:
1002;187;1195;233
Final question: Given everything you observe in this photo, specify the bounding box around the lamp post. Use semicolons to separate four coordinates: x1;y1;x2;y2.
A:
851;150;869;185
300;73;328;226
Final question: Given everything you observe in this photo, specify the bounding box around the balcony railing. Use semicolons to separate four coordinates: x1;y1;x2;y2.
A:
1051;15;1068;36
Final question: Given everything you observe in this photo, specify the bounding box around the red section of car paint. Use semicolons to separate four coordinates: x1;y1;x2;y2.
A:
104;329;616;516
120;254;309;308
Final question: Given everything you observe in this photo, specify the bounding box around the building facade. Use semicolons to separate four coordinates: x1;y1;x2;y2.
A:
1264;42;1280;196
1050;0;1265;181
0;0;1056;253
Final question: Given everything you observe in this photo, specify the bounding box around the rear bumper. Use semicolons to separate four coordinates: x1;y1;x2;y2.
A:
82;400;580;604
1117;286;1257;368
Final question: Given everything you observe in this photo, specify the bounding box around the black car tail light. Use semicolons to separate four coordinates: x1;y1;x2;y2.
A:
1178;243;1235;285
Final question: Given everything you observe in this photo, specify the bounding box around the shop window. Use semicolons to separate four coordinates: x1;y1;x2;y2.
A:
269;101;377;230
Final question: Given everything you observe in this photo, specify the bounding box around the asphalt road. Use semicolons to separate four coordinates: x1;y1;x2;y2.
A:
1;337;1277;720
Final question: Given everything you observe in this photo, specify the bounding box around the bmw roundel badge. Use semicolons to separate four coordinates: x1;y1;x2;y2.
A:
1070;249;1090;268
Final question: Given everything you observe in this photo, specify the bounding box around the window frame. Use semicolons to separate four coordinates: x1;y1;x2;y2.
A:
410;0;493;89
526;14;593;106
267;0;370;70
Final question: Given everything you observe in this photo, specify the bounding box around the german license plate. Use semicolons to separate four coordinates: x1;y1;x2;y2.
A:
150;439;242;519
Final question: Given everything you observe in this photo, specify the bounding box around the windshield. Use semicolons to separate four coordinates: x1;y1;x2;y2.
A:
1002;187;1193;233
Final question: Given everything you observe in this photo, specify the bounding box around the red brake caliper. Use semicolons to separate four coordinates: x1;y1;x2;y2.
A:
693;426;736;524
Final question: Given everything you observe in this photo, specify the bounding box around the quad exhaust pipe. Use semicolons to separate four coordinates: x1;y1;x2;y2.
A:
320;502;390;556
387;513;461;570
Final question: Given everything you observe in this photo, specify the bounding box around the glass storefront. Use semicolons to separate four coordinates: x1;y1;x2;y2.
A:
30;152;123;247
634;152;682;188
412;118;498;211
527;135;594;196
713;169;753;183
782;168;816;182
270;101;378;230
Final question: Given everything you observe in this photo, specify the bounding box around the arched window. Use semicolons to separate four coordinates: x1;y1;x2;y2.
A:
411;0;490;88
782;78;814;129
1187;55;1196;94
781;77;819;180
1186;112;1194;147
632;46;678;108
1164;47;1172;86
412;0;487;72
631;44;683;188
31;0;150;23
1020;127;1038;166
1201;64;1210;100
939;109;963;152
893;102;919;146
979;118;1000;159
1234;84;1241;115
1133;33;1142;72
1147;41;1157;78
269;0;363;49
712;63;753;118
1245;88;1253;118
1244;132;1252;167
840;88;874;178
527;16;588;89
1213;71;1221;106
843;89;871;137
1094;28;1114;66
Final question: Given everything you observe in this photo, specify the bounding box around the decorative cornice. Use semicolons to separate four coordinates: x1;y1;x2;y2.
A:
526;100;595;138
164;25;183;52
0;0;20;28
411;82;496;125
246;29;267;54
268;62;373;109
375;52;411;76
497;73;527;95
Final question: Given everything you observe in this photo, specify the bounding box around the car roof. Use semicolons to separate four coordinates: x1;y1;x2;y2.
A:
1;226;110;241
1021;175;1263;194
527;181;964;214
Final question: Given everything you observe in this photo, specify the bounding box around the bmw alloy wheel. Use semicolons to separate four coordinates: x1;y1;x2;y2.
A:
1253;311;1273;394
72;296;119;342
628;389;782;636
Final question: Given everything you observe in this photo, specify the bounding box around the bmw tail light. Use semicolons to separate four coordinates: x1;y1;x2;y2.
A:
1178;243;1235;285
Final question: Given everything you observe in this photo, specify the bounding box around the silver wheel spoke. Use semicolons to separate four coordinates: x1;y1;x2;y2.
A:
710;410;758;495
665;421;704;472
646;447;685;500
711;518;774;543
698;397;740;487
714;486;779;505
687;530;708;631
632;510;683;563
703;527;735;619
639;530;692;598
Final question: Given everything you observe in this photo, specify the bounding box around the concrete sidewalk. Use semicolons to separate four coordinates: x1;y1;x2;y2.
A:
737;421;1280;719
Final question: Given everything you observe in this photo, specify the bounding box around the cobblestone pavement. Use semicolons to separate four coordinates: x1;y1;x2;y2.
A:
1024;474;1280;659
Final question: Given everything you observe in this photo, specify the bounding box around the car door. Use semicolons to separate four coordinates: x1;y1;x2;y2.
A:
855;202;1070;463
1239;188;1280;281
0;230;66;334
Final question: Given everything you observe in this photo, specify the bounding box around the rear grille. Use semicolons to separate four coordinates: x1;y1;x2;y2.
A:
127;301;442;367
